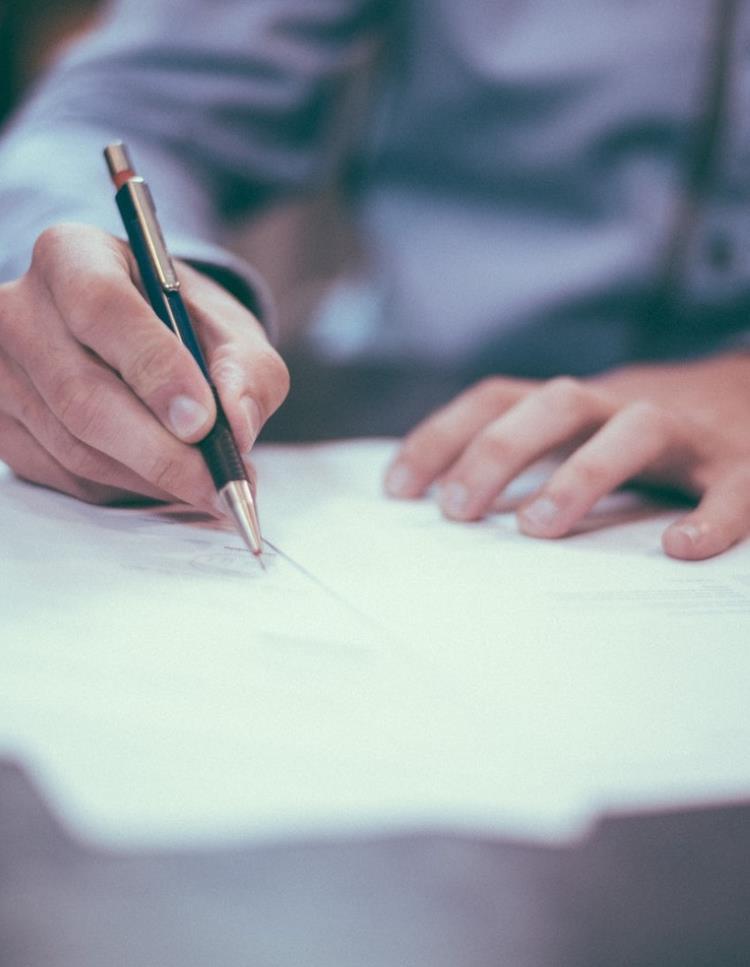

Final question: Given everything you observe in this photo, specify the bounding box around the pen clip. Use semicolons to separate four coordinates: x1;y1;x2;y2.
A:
124;178;180;292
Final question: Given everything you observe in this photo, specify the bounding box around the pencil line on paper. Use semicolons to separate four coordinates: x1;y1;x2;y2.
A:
262;538;389;636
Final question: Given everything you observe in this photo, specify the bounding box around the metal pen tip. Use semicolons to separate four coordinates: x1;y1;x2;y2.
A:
220;480;264;560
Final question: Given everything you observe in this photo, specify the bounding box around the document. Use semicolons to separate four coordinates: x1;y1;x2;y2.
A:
1;440;748;848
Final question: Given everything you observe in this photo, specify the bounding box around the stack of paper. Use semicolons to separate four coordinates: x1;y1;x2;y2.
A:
1;440;748;848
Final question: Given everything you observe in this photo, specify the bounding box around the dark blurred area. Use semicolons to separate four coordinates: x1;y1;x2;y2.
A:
0;0;101;126
2;760;749;967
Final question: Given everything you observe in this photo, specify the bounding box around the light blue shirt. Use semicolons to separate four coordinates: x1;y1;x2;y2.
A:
0;0;748;377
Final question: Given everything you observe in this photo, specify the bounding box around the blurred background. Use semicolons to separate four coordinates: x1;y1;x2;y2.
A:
0;0;358;357
0;0;102;123
0;1;449;439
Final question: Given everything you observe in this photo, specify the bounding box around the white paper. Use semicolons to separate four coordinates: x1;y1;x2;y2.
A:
1;439;749;848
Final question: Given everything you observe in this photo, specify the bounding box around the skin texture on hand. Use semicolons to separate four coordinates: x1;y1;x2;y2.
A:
0;223;289;510
384;354;750;561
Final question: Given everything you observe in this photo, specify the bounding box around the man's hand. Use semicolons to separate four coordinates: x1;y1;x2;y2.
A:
0;223;289;509
384;354;750;560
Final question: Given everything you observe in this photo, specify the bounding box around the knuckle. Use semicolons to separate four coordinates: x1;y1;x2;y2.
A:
625;399;672;433
570;457;610;491
209;351;244;392
31;224;87;276
542;376;588;416
396;429;431;465
472;377;507;408
400;427;445;467
52;372;108;440
471;428;513;467
123;338;181;396
67;274;123;341
32;226;68;269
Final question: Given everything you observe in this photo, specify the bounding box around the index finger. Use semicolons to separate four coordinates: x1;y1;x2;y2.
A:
178;261;290;454
31;225;217;443
385;377;534;498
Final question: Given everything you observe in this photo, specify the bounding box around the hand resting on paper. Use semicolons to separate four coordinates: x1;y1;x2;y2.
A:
0;223;288;510
385;353;750;561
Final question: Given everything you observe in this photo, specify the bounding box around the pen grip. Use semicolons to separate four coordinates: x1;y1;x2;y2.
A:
199;390;249;489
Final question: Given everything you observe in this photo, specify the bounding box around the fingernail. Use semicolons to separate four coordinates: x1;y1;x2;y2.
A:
385;462;416;497
439;481;470;518
669;522;708;555
676;523;704;544
519;495;561;531
241;397;262;454
212;494;227;518
168;395;210;439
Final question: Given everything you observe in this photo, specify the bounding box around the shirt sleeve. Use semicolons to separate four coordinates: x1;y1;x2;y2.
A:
0;0;390;333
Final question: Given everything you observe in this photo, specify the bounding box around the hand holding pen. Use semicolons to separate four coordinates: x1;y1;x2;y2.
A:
104;141;272;556
0;153;288;528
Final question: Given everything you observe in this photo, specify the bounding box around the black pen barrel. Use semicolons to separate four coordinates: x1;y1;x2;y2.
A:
160;290;249;488
115;189;249;489
105;142;262;554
